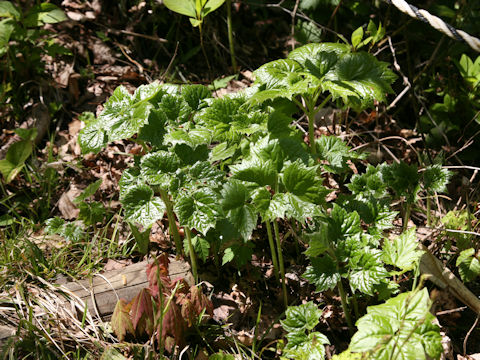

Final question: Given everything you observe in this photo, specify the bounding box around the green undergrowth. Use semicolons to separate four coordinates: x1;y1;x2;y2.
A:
70;41;458;359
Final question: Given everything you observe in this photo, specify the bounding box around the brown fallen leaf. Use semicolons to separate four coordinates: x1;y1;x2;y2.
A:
104;259;131;271
58;187;81;219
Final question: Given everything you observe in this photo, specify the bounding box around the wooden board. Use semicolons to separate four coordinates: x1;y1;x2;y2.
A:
63;258;191;317
0;258;191;345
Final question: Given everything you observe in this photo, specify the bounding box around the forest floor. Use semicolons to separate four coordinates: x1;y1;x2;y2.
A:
1;1;480;359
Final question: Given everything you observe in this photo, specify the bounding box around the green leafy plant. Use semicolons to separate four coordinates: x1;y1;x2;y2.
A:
422;164;451;227
72;179;106;227
280;302;330;360
162;0;236;72
456;53;480;94
456;248;480;282
0;128;37;183
349;288;443;360
0;1;68;117
163;0;225;28
251;42;397;153
350;20;386;51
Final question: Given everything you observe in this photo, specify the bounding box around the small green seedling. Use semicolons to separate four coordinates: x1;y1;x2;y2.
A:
280;302;330;360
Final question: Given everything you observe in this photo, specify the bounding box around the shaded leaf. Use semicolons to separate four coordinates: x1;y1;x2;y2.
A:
138;109;168;147
184;235;210;262
129;222;151;254
73;179;102;204
303;256;341;292
182;84;211;110
221;180;257;240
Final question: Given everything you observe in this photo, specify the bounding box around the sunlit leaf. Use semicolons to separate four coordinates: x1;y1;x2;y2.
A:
383;227;424;272
163;0;196;17
111;299;134;342
122;184;165;228
349;289;442;360
456;248;480;282
175;188;220;235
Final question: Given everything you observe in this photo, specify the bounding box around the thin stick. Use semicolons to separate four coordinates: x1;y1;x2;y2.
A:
291;0;300;50
160;41;179;82
463;314;479;356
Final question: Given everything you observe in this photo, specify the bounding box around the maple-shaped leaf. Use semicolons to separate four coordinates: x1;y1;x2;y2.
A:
111;299;134;341
146;254;172;297
179;285;214;327
130;288;154;336
160;300;186;353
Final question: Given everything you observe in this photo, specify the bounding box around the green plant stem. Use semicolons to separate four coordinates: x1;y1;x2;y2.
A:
426;195;431;227
199;24;212;75
337;279;354;334
403;202;412;232
351;290;360;320
159;189;183;256
273;220;288;309
290;219;301;258
305;94;332;155
226;0;237;72
185;226;198;283
307;108;317;155
265;221;280;282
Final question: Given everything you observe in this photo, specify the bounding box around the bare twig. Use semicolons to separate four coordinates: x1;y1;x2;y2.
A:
386;36;411;110
435;306;467;316
291;0;300;50
463;314;479;355
160;42;179;82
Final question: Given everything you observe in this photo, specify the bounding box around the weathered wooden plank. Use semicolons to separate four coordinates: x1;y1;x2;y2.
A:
63;258;191;317
0;258;191;345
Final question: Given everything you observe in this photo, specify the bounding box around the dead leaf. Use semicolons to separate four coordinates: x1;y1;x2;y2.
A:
213;304;235;324
58;187;81;219
104;259;130;271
